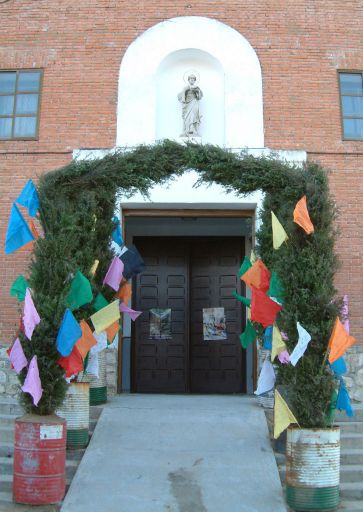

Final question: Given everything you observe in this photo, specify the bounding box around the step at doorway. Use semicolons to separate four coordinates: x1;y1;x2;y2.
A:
132;237;246;393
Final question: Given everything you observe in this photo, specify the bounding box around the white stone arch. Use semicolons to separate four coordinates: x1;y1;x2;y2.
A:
117;16;264;148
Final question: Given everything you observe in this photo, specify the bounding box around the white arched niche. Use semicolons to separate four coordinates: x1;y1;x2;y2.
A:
156;49;224;144
117;16;264;148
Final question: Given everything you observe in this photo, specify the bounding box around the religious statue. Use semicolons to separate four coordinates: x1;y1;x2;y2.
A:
178;73;203;137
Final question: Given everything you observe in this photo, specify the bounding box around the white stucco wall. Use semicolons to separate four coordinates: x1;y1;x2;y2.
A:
117;16;264;148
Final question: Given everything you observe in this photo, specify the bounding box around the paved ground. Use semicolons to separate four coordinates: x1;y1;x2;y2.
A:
61;394;286;512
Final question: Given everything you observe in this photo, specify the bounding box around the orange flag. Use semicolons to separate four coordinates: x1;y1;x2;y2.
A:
241;259;270;293
18;220;40;252
328;317;356;364
106;321;120;343
293;196;314;234
76;319;97;359
115;281;132;304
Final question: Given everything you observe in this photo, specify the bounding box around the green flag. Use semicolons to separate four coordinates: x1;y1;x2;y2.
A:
233;291;251;307
239;320;257;348
267;271;284;303
10;274;29;302
93;292;109;312
65;270;93;311
238;256;252;278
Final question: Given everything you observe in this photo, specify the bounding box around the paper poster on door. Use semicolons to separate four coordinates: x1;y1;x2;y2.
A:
149;309;172;340
203;308;227;341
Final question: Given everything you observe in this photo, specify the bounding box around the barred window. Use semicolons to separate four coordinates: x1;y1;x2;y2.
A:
0;70;42;140
339;72;363;140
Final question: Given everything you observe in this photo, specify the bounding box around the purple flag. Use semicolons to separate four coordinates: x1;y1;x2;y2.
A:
23;288;40;340
278;350;290;364
21;355;43;406
9;338;28;373
342;295;349;334
119;302;142;321
103;257;124;291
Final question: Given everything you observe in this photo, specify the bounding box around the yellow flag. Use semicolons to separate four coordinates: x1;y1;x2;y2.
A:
90;299;120;334
271;211;288;250
89;259;99;277
271;324;287;361
250;249;257;264
274;389;299;438
247;305;251;320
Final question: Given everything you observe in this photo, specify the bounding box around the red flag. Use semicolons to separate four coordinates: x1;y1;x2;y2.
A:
250;287;282;328
58;345;84;377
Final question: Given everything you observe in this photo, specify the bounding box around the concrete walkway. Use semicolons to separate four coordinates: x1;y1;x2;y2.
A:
61;395;287;512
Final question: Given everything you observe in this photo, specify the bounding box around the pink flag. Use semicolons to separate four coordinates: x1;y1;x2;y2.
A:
9;338;28;373
342;295;350;334
21;355;43;406
103;257;124;291
278;350;290;364
23;288;40;340
119;302;142;321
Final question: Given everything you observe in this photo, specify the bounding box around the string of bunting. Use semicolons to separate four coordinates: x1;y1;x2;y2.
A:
235;195;356;435
4;180;145;407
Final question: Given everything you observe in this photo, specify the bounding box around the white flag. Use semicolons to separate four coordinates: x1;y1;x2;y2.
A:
254;360;276;396
290;322;311;366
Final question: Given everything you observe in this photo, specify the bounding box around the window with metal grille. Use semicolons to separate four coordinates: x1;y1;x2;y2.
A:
0;70;42;140
338;72;363;140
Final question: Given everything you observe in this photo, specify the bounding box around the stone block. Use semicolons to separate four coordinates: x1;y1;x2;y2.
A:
343;376;354;389
352;388;363;402
357;369;363;386
0;370;8;383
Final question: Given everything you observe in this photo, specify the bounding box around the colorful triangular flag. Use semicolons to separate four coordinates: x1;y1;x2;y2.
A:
65;271;93;311
23;288;40;340
341;295;350;334
267;271;284;304
271;211;288;250
119;302;142;321
5;203;35;254
103;257;124;291
239;319;256;348
251;287;282;328
10;275;29;302
90;300;120;334
106;322;120;343
255;360;275;395
336;381;354;417
328;317;356;364
90;331;108;355
329;357;347;376
58;345;84;378
241;259;271;292
278;350;290;364
8;338;28;373
115;281;132;304
238;256;252;278
263;325;273;349
93;292;109;312
21;355;43;406
274;389;299;438
289;322;311;366
89;259;99;278
75;320;97;359
112;216;124;247
56;309;82;357
233;291;251;307
271;324;287;362
16;179;40;217
120;245;145;279
293;195;314;235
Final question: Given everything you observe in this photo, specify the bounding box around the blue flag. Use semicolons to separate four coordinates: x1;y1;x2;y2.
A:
56;309;82;357
336;381;354;417
16;179;40;217
5;203;35;254
112;216;124;247
263;325;273;350
330;357;347;376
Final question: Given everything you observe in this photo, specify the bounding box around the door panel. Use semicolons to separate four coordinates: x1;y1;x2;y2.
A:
190;238;244;393
133;238;189;392
133;236;245;393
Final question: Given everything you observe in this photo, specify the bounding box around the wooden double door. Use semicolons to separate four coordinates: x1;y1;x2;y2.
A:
132;237;245;393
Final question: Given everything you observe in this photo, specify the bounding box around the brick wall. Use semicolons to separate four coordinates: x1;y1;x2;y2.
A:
1;0;362;352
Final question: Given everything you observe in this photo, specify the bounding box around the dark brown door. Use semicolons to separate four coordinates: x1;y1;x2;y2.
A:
133;238;189;392
133;237;244;393
190;238;244;393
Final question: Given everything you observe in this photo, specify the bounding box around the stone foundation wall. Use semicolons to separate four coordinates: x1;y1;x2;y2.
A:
344;346;363;402
0;343;21;399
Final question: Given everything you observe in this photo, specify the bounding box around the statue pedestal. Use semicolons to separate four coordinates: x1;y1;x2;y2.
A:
178;136;202;144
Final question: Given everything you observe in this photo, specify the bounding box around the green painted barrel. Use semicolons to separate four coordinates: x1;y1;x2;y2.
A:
89;350;107;405
57;382;90;449
286;427;340;512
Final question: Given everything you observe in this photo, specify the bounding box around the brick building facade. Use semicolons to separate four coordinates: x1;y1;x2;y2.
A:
1;1;362;398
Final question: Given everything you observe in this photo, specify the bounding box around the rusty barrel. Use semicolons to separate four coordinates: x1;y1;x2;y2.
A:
13;414;66;505
89;349;107;405
286;427;340;511
57;381;90;449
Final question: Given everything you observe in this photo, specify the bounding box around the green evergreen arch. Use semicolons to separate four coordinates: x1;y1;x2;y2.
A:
20;140;339;427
